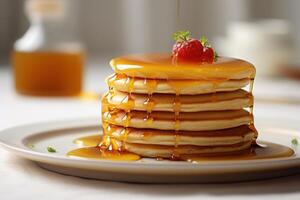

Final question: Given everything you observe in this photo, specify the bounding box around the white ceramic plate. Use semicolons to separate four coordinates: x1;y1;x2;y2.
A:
0;118;300;183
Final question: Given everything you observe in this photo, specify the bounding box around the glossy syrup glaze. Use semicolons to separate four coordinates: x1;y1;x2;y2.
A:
67;146;141;161
110;53;256;80
66;54;293;162
107;73;251;95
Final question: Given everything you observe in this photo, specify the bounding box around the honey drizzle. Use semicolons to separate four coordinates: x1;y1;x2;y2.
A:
66;54;297;162
101;56;257;161
99;123;120;151
102;74;158;152
120;93;134;112
176;0;180;29
142;78;157;125
119;76;134;149
249;78;254;115
72;70;293;162
144;97;155;113
126;76;135;93
172;94;181;159
144;78;157;95
248;78;256;141
143;94;154;126
68;137;294;162
100;74;127;153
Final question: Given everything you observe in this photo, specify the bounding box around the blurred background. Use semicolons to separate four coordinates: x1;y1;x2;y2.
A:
1;0;300;62
1;0;300;129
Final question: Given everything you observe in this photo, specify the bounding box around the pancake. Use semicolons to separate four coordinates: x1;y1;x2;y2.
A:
124;141;253;158
96;53;258;159
104;89;253;112
107;74;250;95
110;53;256;80
102;109;253;131
108;124;255;146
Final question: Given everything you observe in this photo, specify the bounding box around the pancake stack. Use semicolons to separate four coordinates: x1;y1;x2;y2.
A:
101;53;257;159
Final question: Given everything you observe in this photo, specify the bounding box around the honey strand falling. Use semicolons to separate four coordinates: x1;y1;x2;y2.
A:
176;0;181;30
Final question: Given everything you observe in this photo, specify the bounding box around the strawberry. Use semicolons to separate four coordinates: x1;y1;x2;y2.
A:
173;39;203;62
200;36;218;62
172;31;218;63
202;47;214;62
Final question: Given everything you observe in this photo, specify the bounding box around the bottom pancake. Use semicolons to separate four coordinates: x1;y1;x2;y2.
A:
123;141;252;158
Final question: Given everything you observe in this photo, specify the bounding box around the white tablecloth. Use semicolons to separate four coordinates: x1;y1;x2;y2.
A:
1;60;300;200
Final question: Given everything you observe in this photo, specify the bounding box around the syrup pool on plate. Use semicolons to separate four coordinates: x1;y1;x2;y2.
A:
68;134;140;161
67;133;294;162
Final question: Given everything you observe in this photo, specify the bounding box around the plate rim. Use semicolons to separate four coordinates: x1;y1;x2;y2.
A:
0;117;300;173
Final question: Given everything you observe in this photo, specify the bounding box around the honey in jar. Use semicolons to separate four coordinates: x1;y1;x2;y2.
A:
12;50;84;96
12;0;84;96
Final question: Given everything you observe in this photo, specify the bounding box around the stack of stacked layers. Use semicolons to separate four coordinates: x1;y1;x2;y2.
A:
101;54;257;158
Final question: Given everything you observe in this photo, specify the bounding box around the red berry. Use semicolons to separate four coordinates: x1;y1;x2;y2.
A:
202;47;214;62
172;42;183;56
172;39;203;62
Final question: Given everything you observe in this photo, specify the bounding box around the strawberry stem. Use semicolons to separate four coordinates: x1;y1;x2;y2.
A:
173;31;191;42
200;36;211;48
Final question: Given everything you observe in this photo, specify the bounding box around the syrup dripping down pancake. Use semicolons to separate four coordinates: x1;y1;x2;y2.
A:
107;74;251;95
106;124;256;146
104;89;253;112
96;53;258;159
102;109;253;131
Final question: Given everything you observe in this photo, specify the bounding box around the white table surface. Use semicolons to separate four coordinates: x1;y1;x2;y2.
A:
1;60;300;200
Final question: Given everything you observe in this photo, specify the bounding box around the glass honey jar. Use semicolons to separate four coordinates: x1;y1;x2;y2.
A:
12;0;84;96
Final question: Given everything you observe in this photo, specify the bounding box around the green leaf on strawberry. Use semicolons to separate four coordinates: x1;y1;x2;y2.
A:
200;36;211;48
173;31;191;42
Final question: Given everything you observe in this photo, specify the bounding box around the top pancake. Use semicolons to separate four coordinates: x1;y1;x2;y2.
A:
110;53;256;80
